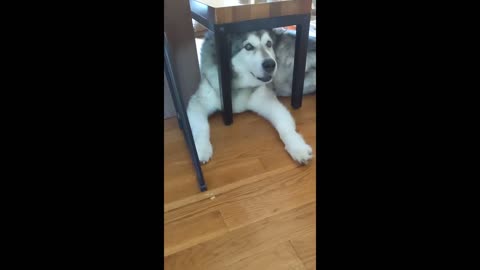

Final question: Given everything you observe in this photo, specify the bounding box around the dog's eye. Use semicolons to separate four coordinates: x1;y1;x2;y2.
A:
266;40;272;47
244;43;254;51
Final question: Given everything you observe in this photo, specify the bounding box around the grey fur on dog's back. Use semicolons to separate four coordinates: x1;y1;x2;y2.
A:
271;29;316;96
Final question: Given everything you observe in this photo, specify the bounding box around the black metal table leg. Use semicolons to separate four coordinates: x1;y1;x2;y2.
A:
176;113;183;131
214;26;233;126
164;33;208;192
291;14;311;109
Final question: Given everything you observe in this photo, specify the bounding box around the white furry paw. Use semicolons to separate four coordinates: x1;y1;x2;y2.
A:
195;140;213;164
285;142;313;165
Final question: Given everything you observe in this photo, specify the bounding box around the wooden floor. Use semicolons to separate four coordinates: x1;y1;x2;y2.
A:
164;95;316;270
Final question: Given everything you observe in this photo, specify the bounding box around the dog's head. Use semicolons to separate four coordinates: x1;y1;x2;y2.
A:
230;30;278;86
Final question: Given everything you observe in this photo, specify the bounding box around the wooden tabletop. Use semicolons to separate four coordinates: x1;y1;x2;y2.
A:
194;0;293;8
190;0;311;25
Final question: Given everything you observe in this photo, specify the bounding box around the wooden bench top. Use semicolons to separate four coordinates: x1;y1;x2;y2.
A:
190;0;311;25
194;0;293;8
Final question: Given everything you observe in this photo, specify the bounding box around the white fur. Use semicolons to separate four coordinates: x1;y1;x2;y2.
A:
187;32;313;164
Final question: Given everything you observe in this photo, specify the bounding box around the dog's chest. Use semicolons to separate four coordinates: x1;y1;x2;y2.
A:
231;88;256;113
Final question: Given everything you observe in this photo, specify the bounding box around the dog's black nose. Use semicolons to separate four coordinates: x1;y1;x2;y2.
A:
262;59;276;73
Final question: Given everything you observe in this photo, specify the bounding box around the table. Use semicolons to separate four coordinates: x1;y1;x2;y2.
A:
189;0;312;125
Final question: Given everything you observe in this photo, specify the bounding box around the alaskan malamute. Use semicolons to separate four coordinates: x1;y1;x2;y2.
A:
187;29;316;164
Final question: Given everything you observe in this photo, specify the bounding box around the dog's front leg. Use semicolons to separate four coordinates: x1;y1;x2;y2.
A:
186;92;217;163
247;86;313;164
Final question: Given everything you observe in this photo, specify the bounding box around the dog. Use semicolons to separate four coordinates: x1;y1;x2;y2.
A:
187;29;316;164
272;29;316;96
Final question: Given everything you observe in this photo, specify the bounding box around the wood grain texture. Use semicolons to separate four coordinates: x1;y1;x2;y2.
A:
190;0;312;24
195;0;293;8
226;241;306;270
164;163;296;213
219;164;315;230
164;203;315;270
164;161;314;227
164;162;297;214
290;229;316;270
164;211;228;256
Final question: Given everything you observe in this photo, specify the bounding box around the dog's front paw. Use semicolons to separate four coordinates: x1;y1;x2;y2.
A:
285;142;313;165
195;140;213;164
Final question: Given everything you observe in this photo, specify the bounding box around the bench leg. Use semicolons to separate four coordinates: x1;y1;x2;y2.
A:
291;15;311;109
214;27;233;125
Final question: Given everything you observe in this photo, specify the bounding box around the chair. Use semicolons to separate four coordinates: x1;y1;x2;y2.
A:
189;0;313;125
164;32;208;192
